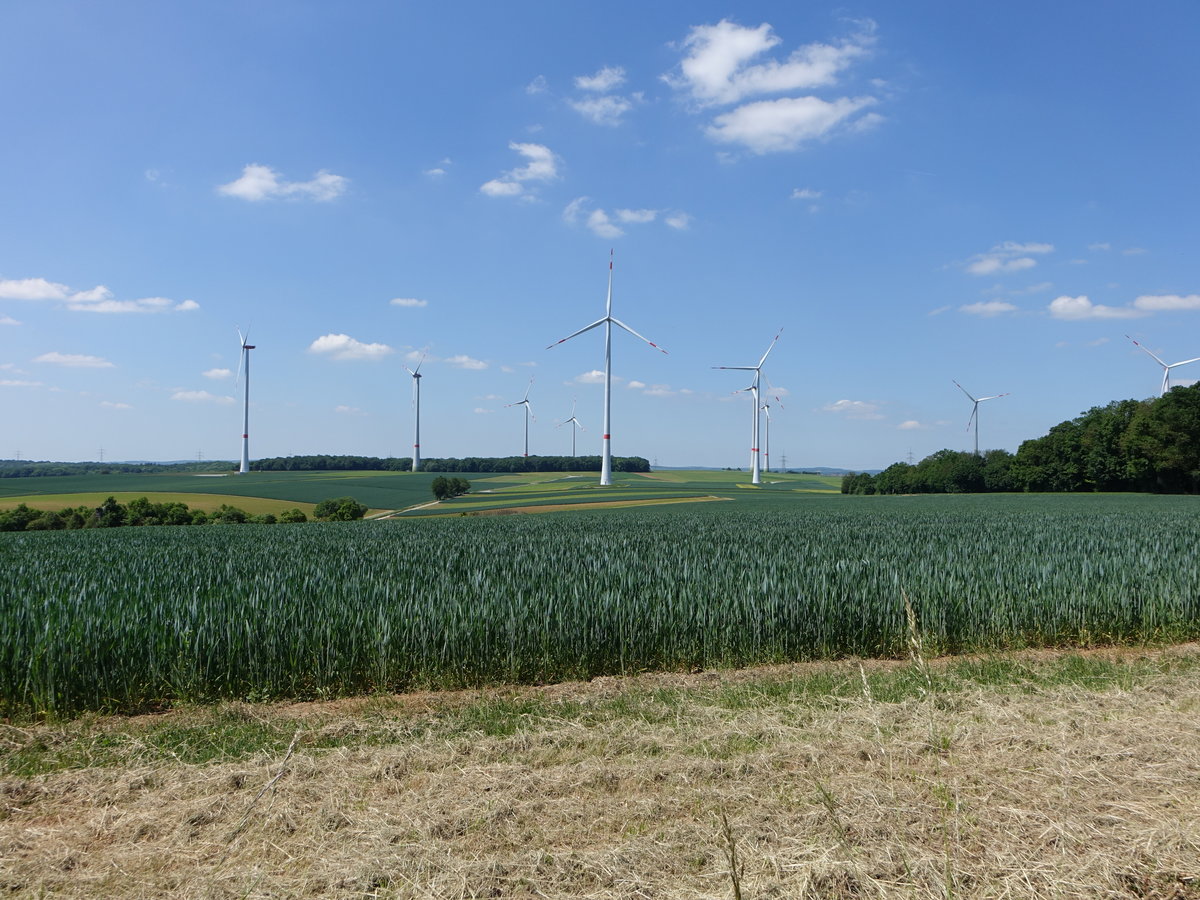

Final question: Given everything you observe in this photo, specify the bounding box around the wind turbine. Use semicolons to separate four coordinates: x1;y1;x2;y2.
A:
404;354;425;471
714;329;782;485
546;252;667;486
1125;335;1200;397
505;377;534;457
761;395;783;475
558;398;586;457
235;328;255;474
953;380;1008;456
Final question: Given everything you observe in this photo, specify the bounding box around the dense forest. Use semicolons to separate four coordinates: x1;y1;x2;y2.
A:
844;384;1200;494
0;460;228;478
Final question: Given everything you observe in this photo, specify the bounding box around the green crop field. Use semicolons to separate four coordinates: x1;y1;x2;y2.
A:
3;492;1199;716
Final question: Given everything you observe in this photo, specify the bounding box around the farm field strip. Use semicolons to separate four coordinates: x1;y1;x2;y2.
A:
4;493;1200;715
0;492;321;515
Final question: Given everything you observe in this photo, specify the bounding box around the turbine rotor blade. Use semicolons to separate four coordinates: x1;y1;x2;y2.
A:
1127;335;1169;368
757;328;783;366
952;380;977;402
610;317;668;354
546;318;606;350
977;392;1010;402
1168;356;1200;369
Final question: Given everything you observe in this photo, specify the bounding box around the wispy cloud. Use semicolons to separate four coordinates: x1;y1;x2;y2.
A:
34;352;114;368
218;164;347;202
0;379;43;388
334;405;365;416
821;399;883;419
390;297;428;308
203;368;232;380
0;315;18;326
100;400;132;410
564;197;689;238
960;300;1018;317
308;333;394;361
171;390;234;404
897;420;927;430
1047;295;1143;320
964;241;1054;276
1133;294;1200;312
0;278;196;313
480;142;560;198
444;354;487;370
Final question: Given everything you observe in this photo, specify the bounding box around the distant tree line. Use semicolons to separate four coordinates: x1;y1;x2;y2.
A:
0;460;230;478
253;454;651;474
0;495;369;532
843;385;1200;495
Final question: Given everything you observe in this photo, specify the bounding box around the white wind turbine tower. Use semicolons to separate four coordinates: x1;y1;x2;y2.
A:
546;252;667;486
404;354;425;471
235;328;255;474
761;395;783;475
558;398;586;458
1125;335;1200;397
505;377;534;458
953;380;1009;456
714;329;782;485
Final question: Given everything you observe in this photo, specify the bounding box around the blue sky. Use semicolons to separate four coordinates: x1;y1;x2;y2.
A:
3;1;1199;470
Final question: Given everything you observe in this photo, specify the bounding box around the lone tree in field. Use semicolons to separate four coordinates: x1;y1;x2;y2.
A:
312;497;368;521
431;476;470;500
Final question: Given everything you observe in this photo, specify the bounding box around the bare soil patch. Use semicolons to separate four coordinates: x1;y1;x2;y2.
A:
3;646;1199;898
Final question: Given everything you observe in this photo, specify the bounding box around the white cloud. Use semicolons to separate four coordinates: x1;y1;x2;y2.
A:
642;383;676;397
0;315;18;326
964;241;1053;276
480;179;523;197
335;405;365;416
665;212;691;230
1123;247;1147;256
444;354;488;370
172;390;234;404
666;19;874;107
1088;242;1112;252
203;368;233;380
526;75;548;95
1047;295;1143;321
0;379;42;387
587;209;623;239
479;142;561;197
34;352;114;368
627;380;646;389
576;66;626;92
0;279;195;313
569;95;634;126
1133;294;1200;312
616;208;657;224
791;187;821;200
390;297;428;308
308;333;394;361
563;196;589;224
0;277;71;300
218;164;348;202
960;300;1018;317
575;370;610;384
706;95;878;154
424;167;446;177
474;407;494;414
927;305;951;316
822;399;883;419
897;420;925;430
100;401;132;410
67;294;196;314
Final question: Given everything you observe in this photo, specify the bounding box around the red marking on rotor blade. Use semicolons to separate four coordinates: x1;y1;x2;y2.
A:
751;447;758;452
242;434;248;439
603;434;611;439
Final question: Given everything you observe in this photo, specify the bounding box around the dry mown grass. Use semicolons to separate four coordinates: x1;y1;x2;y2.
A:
3;646;1200;898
